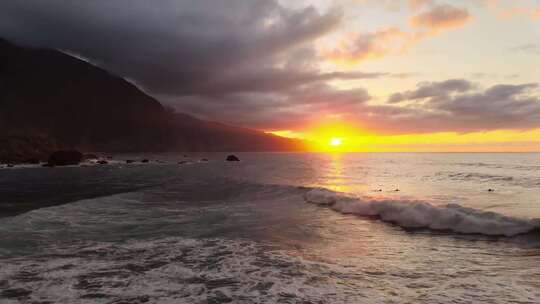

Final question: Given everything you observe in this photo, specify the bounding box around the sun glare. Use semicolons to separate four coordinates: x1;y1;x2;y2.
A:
300;121;370;152
330;138;342;146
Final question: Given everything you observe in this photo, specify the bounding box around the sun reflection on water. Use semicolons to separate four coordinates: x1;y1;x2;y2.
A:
322;153;352;193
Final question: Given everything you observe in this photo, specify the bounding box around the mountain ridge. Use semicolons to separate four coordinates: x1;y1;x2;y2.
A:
0;38;304;163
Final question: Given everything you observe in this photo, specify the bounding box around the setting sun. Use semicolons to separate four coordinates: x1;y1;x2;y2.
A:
330;138;343;146
299;121;374;152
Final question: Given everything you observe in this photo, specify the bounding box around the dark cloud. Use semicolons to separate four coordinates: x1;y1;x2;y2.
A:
369;81;540;133
387;79;474;103
0;0;343;97
164;70;390;96
162;84;372;130
0;0;416;132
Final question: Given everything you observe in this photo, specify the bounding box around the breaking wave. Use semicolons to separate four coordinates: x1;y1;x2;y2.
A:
303;188;540;237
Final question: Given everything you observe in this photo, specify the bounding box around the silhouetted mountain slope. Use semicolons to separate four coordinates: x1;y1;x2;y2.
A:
0;39;303;162
170;113;303;152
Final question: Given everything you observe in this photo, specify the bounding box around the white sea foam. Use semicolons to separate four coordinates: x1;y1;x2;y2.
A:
303;188;540;236
0;237;376;304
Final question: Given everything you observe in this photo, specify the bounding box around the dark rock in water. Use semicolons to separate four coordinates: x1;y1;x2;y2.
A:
183;155;188;157
47;150;83;166
178;161;188;165
226;155;240;161
97;160;108;165
7;164;14;168
106;156;113;159
488;188;494;192
25;158;40;164
141;159;149;163
83;154;98;160
42;163;55;168
126;160;135;164
394;189;400;192
201;158;209;162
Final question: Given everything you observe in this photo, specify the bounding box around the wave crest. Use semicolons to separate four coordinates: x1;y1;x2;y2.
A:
303;188;540;237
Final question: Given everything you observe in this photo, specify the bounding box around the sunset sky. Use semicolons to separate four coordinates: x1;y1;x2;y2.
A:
1;0;539;151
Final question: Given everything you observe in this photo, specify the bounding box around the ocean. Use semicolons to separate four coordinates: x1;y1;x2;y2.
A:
1;153;539;303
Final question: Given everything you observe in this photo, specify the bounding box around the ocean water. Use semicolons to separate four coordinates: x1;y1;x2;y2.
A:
1;153;540;303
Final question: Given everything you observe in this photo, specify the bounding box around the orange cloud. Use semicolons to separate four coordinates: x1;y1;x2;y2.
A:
324;4;471;64
410;4;471;30
324;27;421;64
483;0;540;20
499;6;540;20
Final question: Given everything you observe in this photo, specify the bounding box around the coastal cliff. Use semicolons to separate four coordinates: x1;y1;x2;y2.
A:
0;39;303;162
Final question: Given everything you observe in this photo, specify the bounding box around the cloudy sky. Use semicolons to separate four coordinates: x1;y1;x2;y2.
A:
1;0;539;151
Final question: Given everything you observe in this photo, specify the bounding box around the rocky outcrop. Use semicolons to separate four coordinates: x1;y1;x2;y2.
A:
83;154;98;160
47;150;83;166
226;155;240;161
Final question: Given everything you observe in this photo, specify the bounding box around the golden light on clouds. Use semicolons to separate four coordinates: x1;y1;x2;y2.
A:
320;2;472;66
268;122;540;152
321;28;417;66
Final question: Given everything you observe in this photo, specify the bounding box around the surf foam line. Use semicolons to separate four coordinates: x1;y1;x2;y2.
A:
303;188;540;237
